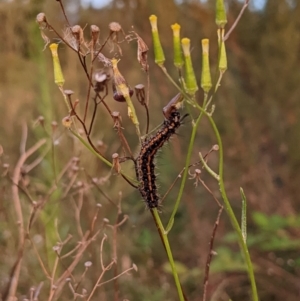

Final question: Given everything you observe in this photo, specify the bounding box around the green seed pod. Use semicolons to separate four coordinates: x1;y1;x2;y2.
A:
216;0;227;28
217;29;227;72
171;23;183;68
149;15;165;65
181;38;198;95
201;39;212;93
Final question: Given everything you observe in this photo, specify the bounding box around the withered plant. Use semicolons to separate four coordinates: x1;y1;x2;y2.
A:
2;1;259;301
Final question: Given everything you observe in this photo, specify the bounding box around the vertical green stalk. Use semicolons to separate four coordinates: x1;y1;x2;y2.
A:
206;114;258;301
152;209;184;301
166;104;206;232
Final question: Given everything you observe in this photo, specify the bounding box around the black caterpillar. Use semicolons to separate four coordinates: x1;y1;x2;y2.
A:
135;110;184;209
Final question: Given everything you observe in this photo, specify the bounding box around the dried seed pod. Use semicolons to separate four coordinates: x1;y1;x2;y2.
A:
62;116;72;128
71;25;84;49
111;111;122;128
135;84;145;105
136;35;149;72
108;22;124;55
90;25;100;47
94;71;109;93
109;22;122;33
36;13;47;28
112;153;121;174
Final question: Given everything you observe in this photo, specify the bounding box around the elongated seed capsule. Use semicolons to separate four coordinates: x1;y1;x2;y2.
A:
182;38;198;95
216;0;227;28
217;29;227;72
201;39;212;93
49;43;64;87
149;15;165;65
171;23;183;68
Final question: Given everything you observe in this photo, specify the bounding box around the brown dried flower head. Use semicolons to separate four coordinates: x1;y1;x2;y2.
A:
90;25;100;48
36;13;48;28
109;22;122;33
71;25;84;48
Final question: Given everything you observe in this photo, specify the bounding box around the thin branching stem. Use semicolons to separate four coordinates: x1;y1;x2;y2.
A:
224;0;250;41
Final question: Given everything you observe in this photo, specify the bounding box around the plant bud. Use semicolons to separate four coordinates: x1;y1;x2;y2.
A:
216;0;227;28
49;43;65;87
149;15;165;65
201;39;212;93
171;23;183;68
181;38;198;95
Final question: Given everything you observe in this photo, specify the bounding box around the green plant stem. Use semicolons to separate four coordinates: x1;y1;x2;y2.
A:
166;98;207;232
152;209;184;301
206;115;258;301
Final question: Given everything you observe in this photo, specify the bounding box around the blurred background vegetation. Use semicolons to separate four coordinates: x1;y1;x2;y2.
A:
0;0;300;300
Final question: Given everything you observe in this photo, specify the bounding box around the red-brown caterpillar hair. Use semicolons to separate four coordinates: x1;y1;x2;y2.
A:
135;110;185;209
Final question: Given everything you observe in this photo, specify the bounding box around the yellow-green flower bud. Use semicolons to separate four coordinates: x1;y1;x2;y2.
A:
49;43;65;87
201;39;212;93
181;38;198;95
216;0;227;28
171;23;183;68
149;15;165;65
217;29;227;72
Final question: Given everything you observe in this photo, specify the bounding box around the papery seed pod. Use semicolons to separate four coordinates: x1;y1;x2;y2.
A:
111;111;122;128
112;153;121;174
109;22;122;33
64;90;74;96
84;261;92;268
36;13;47;28
108;22;124;55
213;144;219;151
135;34;149;72
71;25;84;49
62;116;72;128
90;25;100;47
94;71;109;93
135;84;146;105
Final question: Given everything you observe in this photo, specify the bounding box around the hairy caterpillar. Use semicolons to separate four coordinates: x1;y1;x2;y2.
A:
135;110;185;209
